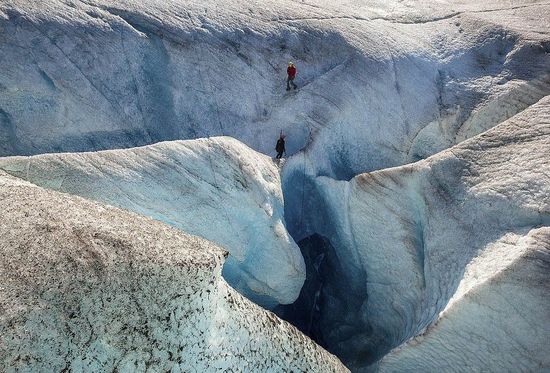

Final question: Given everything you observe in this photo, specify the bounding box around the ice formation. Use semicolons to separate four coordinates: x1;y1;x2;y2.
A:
0;0;549;371
0;171;347;372
282;95;550;370
379;228;550;372
2;0;548;171
0;137;305;307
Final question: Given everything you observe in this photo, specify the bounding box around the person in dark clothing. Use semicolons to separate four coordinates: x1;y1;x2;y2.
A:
275;133;286;159
286;62;297;91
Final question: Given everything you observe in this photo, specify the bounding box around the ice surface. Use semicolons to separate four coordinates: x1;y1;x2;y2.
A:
0;137;305;308
0;171;348;372
379;228;550;372
1;0;549;178
0;0;549;371
285;96;550;370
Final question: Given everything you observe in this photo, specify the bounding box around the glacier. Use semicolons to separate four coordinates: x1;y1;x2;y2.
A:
0;171;347;372
0;0;549;371
0;137;305;308
1;0;549;170
280;95;550;370
379;227;550;372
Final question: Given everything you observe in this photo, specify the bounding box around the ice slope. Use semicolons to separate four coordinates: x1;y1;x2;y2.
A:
378;228;550;372
1;0;549;178
281;96;550;370
0;137;305;308
0;170;348;372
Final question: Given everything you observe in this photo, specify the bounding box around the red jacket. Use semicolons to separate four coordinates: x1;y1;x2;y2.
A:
287;65;297;78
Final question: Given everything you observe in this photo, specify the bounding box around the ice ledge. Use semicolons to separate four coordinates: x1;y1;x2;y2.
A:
0;137;306;308
0;170;347;372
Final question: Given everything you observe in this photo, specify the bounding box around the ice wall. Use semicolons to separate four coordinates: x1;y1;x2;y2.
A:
0;137;305;308
0;171;347;372
1;0;549;178
282;96;550;370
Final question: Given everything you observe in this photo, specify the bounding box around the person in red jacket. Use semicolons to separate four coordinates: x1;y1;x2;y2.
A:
286;62;298;91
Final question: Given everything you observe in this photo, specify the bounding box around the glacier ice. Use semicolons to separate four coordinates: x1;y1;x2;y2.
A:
282;96;550;370
378;228;550;372
1;0;549;178
0;0;549;371
0;137;305;308
0;171;347;372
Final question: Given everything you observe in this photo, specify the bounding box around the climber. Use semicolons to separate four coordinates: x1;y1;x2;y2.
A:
286;62;297;91
275;132;286;159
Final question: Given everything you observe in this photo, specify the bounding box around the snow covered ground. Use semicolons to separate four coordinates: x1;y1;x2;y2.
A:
284;95;550;370
0;137;305;308
0;170;347;372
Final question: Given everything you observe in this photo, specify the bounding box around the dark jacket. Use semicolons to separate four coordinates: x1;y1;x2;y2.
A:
276;138;285;153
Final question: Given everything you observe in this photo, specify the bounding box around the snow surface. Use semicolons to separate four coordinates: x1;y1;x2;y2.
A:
284;95;550;370
0;170;348;372
0;137;305;308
